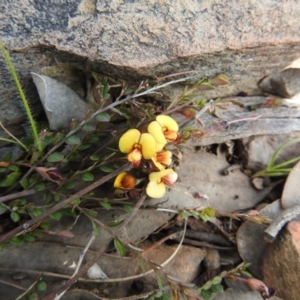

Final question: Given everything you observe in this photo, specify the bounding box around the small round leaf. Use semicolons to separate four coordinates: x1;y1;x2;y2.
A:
10;211;20;222
36;281;47;291
96;112;110;122
47;152;64;162
65;135;81;145
50;211;63;221
81;172;94;181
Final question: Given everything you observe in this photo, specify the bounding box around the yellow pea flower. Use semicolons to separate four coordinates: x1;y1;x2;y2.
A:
114;172;136;189
119;129;157;167
146;169;178;198
148;115;179;151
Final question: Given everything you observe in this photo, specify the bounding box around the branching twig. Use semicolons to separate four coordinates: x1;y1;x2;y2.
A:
0;189;36;204
15;274;42;300
0;278;27;291
41;192;147;300
0;164;129;243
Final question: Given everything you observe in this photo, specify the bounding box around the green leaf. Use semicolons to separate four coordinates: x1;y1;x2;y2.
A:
81;172;94;181
40;222;50;229
36;281;47;291
2;151;12;161
88;136;99;143
20;178;29;189
96;112;110;122
156;272;164;291
212;276;222;285
201;289;212;300
5;171;21;186
0;179;6;187
114;238;126;257
82;123;95;131
123;204;134;213
23;234;35;242
78;144;91;150
10;211;20;222
30;151;42;164
179;211;189;220
241;270;252;277
66;210;77;217
32;208;43;216
100;201;111;209
32;231;44;238
203;280;212;290
0;205;7;214
90;154;100;161
8;164;19;172
91;220;99;236
17;207;26;214
34;182;45;192
53;132;65;144
27;292;38;300
138;257;147;273
65;135;81;145
210;283;224;293
69;152;79;161
44;192;53;202
199;212;209;222
47;152;64;162
71;197;81;206
0;242;7;250
100;165;114;172
85;209;98;218
64;181;75;190
107;219;124;227
10;236;24;245
50;211;63;221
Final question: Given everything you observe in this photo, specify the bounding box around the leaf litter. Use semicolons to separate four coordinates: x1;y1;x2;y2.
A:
1;67;300;299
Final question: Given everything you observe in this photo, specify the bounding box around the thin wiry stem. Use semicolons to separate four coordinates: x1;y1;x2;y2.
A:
0;122;29;151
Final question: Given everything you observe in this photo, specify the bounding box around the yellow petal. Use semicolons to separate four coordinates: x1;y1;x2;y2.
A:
139;133;157;159
119;129;141;153
114;172;127;188
156;115;179;132
146;180;166;198
148;121;167;151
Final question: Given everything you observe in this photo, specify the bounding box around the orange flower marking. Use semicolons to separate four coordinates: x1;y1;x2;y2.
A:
114;172;136;189
151;150;172;170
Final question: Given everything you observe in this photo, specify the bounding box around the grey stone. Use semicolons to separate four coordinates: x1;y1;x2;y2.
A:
1;0;300;138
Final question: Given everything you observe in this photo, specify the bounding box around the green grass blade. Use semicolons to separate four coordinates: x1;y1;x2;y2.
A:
268;138;300;169
0;42;42;153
